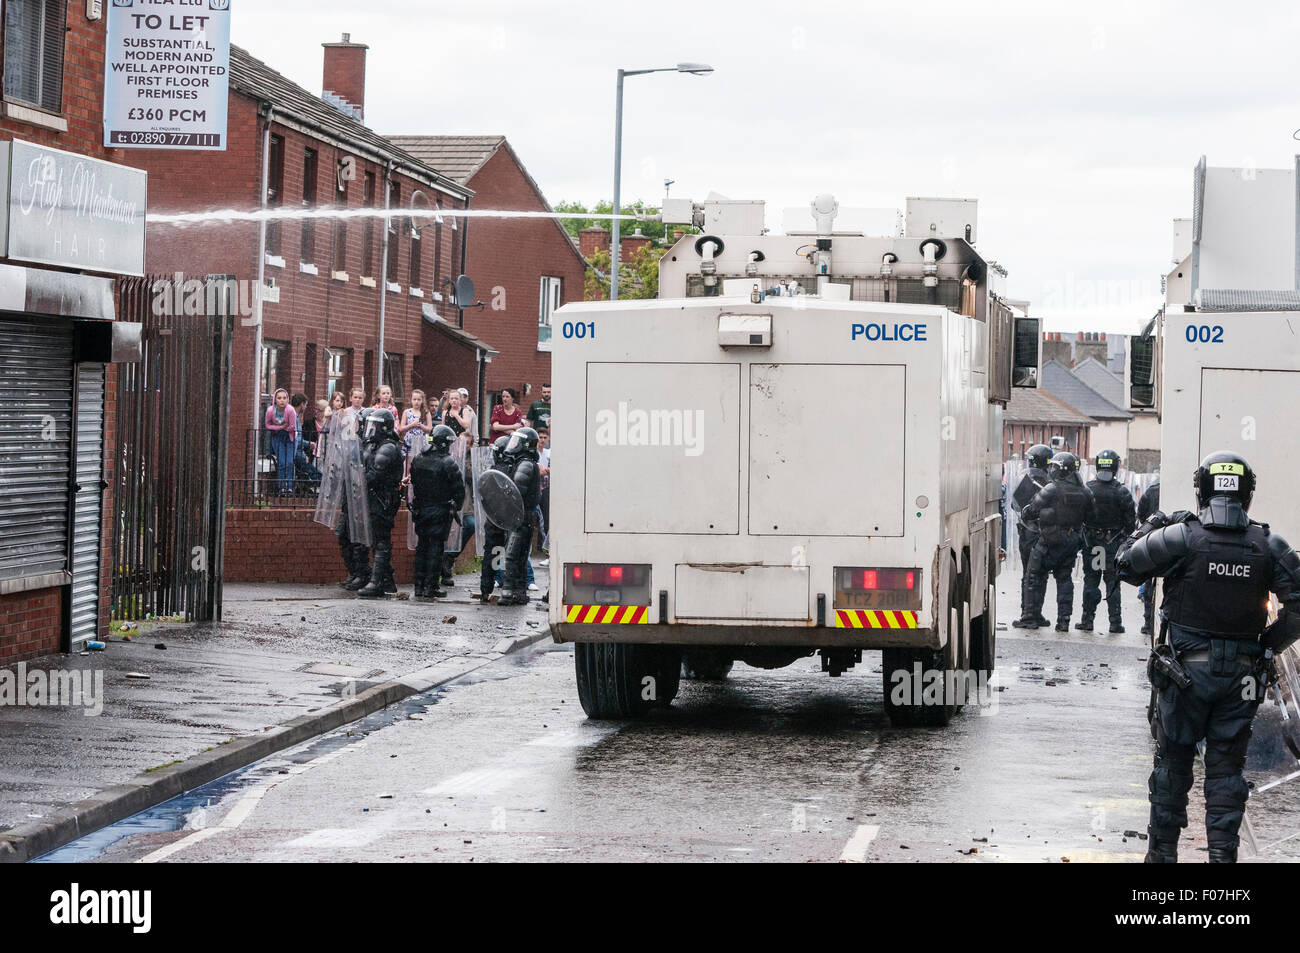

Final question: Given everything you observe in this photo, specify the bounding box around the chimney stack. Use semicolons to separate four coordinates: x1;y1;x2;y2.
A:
322;33;368;121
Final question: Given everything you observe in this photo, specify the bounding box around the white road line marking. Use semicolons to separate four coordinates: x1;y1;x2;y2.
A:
839;824;881;863
423;766;526;797
136;744;362;863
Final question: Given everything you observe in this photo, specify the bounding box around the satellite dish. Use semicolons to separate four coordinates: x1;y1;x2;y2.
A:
455;275;475;307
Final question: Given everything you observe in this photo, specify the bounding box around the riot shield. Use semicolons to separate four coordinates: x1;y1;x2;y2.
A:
470;446;494;548
314;411;371;547
478;468;526;531
446;440;469;553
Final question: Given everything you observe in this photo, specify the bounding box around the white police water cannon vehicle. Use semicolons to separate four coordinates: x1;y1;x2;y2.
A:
549;194;1041;725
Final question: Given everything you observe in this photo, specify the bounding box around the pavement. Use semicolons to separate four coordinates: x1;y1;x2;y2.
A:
35;561;1300;863
0;571;551;862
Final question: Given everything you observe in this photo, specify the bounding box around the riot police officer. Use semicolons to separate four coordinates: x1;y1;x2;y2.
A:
1137;471;1161;635
1118;451;1300;862
477;436;512;603
356;408;404;599
1078;450;1137;633
500;427;542;606
409;425;466;601
1011;445;1053;628
1018;451;1095;631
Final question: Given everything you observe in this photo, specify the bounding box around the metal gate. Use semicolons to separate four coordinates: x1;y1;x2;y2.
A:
68;362;106;647
111;275;235;622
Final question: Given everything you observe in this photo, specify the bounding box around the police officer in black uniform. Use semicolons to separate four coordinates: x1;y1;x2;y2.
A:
1011;445;1053;628
1019;451;1095;631
1078;450;1137;633
357;408;404;599
500;427;542;606
1136;470;1161;635
409;425;466;602
477;436;512;603
1118;451;1300;863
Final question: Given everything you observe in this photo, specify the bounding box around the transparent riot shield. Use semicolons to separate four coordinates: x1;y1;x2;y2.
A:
314;411;371;547
470;446;494;556
446;440;469;553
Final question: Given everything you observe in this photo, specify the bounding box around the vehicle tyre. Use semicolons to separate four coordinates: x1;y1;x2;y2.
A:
575;642;675;718
653;647;682;707
970;579;996;679
882;564;962;727
681;650;734;681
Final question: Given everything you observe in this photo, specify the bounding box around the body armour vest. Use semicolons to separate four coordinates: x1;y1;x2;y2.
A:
1088;479;1134;532
1162;521;1273;637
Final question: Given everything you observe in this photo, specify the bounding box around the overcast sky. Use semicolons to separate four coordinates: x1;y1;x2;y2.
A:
232;0;1300;333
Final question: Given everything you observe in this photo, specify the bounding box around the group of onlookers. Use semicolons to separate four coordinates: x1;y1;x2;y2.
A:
266;381;552;587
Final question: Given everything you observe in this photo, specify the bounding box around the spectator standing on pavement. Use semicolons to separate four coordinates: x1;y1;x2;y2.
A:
290;393;321;493
265;388;298;495
490;387;524;441
398;389;434;481
457;387;478;443
314;397;335;469
527;384;551;433
347;387;366;423
372;384;396;414
536;428;551;556
444;391;474;445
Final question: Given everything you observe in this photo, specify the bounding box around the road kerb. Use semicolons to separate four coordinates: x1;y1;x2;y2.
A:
0;627;553;864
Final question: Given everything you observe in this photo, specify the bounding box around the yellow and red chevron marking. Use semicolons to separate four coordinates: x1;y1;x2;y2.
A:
564;605;649;624
835;609;919;629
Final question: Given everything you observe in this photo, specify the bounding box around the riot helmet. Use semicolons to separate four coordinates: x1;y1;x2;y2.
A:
1094;450;1120;483
1026;445;1052;470
505;427;540;459
1048;452;1078;483
491;435;512;466
1195;451;1255;510
363;407;396;443
429;424;456;452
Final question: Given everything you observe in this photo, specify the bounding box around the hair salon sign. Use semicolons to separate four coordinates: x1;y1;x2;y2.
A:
0;139;147;277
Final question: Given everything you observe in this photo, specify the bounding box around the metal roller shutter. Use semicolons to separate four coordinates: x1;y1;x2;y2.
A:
70;363;106;645
0;316;74;582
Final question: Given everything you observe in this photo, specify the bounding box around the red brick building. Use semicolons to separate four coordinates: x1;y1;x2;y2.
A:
1;1;145;662
124;38;476;486
385;136;587;427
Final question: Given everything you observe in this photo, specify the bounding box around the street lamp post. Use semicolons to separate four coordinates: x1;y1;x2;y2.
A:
611;62;713;301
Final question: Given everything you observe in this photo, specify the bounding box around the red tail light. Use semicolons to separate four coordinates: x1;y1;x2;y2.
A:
861;570;878;590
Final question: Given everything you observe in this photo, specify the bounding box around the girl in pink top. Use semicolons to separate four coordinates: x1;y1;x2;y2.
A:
265;388;298;494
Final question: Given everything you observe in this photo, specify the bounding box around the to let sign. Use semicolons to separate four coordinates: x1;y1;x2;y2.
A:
3;140;148;277
103;0;232;150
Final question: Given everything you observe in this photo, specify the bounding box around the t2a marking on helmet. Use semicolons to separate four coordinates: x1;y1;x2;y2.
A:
1209;562;1250;578
851;323;927;342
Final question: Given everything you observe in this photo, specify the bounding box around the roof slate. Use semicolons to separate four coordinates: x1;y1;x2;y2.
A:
228;45;470;198
1004;386;1097;425
1042;359;1132;421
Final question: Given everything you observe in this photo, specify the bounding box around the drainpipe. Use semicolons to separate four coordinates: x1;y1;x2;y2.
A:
476;348;487;442
251;103;274;492
458;199;470;330
377;159;393;395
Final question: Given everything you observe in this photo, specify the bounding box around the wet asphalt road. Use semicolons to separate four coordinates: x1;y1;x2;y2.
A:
45;573;1300;862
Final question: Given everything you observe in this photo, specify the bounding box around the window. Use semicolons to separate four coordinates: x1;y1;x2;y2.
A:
4;0;66;112
538;276;562;348
266;135;286;256
361;171;376;276
260;339;290;403
332;157;349;275
409;220;422;290
383;353;405;402
326;348;350;399
301;148;318;263
386;180;401;279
